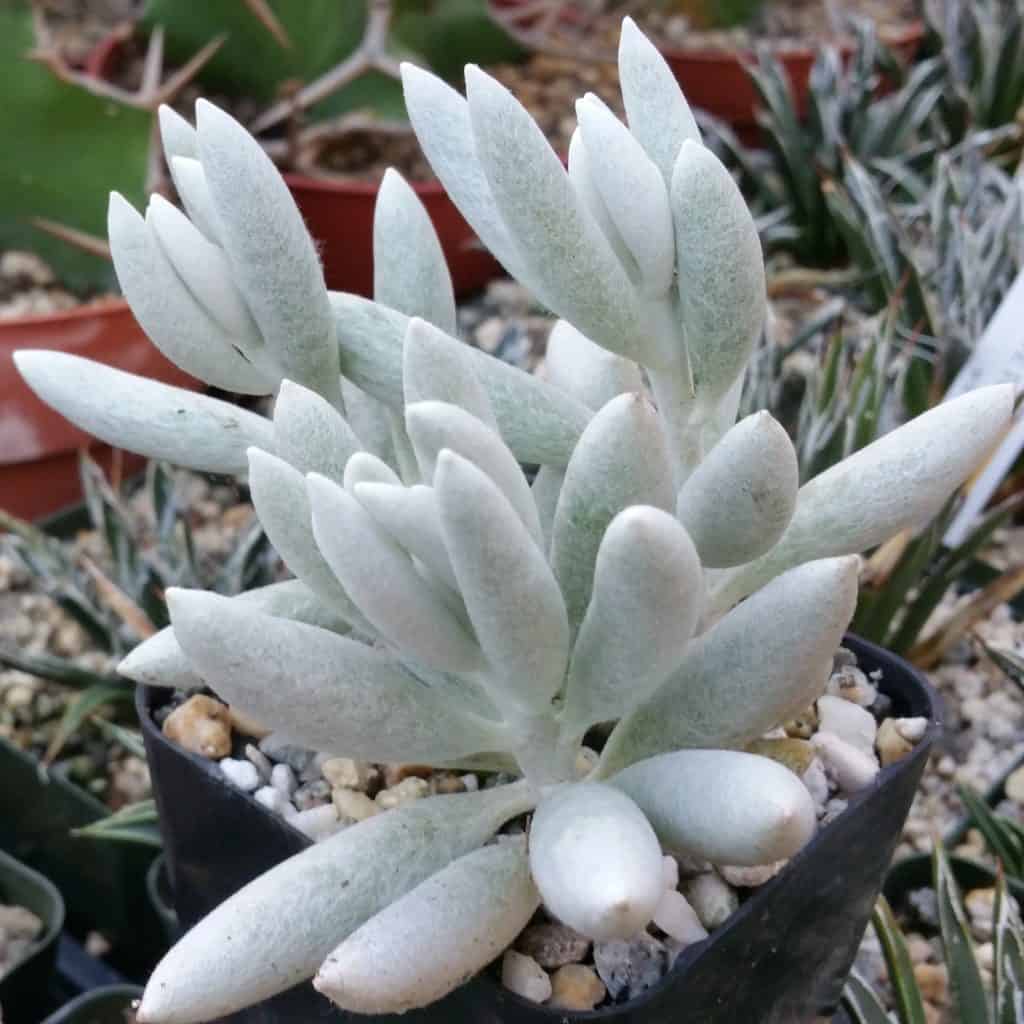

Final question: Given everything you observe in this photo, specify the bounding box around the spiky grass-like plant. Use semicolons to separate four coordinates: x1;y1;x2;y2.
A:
13;17;1013;1021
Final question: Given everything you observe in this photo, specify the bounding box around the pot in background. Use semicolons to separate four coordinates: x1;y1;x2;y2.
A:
41;984;144;1024
139;635;940;1023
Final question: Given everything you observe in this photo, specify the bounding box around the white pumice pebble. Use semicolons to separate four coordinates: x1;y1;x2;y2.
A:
896;717;929;743
661;855;679;892
811;732;880;793
253;784;295;818
682;872;739;930
652;889;708;945
291;804;344;842
220;757;260;792
816;695;877;757
801;757;830;812
501;950;552;1004
270;763;297;797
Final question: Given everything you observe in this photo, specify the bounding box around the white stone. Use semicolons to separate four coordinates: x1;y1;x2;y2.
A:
332;787;379;822
661;855;679;892
253;785;294;818
652;889;708;946
375;776;430;809
826;665;877;706
811;731;880;793
321;757;374;791
896;717;929;743
719;861;786;888
270;763;297;797
460;774;479;792
682;872;739;930
291;804;344;842
816;695;877;757
801;757;831;811
219;757;260;792
501;950;552;1004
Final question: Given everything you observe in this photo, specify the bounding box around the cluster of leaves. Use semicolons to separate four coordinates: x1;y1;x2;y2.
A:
0;454;272;761
843;842;1024;1023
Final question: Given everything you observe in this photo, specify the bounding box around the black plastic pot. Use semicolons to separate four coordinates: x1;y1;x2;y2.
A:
146;854;179;945
0;736;163;977
41;984;143;1024
0;848;65;1024
139;634;939;1023
884;852;1009;910
944;749;1024;850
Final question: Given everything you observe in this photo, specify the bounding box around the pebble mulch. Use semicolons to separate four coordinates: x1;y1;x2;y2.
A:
0;903;45;983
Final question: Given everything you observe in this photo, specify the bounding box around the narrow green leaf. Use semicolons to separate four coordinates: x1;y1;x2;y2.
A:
73;799;162;848
46;684;134;764
842;969;900;1024
994;866;1024;1024
871;896;928;1024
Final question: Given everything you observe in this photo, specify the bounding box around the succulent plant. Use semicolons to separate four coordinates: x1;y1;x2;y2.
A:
13;16;1014;1021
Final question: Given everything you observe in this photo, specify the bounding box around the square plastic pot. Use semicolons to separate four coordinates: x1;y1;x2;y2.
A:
0;848;65;1024
138;634;940;1023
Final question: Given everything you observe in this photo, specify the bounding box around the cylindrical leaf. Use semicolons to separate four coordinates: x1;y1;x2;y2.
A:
374;170;456;335
136;785;532;1023
14;351;273;475
168;155;223;245
315;840;538;1014
529;782;664;939
544;320;643;412
273;380;361;482
343;451;401;491
435;451;569;711
601;556;859;774
676;411;798;568
612;750;817;865
307;472;483;674
564;506;702;734
158;104;197;160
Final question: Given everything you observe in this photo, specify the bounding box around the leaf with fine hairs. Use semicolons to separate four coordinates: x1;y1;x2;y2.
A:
405;400;541;544
402;317;497;429
464;66;664;369
166;589;503;762
307;472;483;674
672;140;765;407
601;557;859;774
550;392;675;637
610;750;816;866
708;384;1016;615
373;170;455;335
118;580;352;689
315;839;538;1014
575;94;675;297
195;100;341;408
158;104;197;161
532;466;564;554
617;17;701;184
168;156;223;245
247;449;367;627
435;451;569;712
544;320;643;412
136;784;532;1024
108;194;272;395
529;783;664;939
13;351;274;475
564;507;702;736
273;380;361;482
676;411;798;568
343;451;401;490
330;293;590;466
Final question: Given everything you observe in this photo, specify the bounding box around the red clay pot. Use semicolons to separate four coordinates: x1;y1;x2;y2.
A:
0;301;197;521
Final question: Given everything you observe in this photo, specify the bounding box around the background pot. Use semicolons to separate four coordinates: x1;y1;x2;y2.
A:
139;634;938;1023
0;301;197;520
41;984;144;1024
0;735;164;979
0;848;65;1024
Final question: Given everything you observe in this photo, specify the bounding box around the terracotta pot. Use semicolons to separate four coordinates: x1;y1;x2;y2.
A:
0;301;197;521
637;21;925;139
85;35;502;300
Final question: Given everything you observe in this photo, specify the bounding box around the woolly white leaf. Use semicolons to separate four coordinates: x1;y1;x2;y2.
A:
315;840;538;1014
166;589;500;761
576;94;675;297
247;448;365;622
676;411;798;568
373;170;456;335
136;785;531;1024
529;783;664;940
406;400;541;543
466;66;671;369
544;320;644;412
387;408;420;484
354;483;457;591
343;451;402;491
402;317;497;429
435;451;569;711
168;156;223;247
400;63;528;281
273;380;361;482
13;351;273;475
564;506;702;735
195;100;341;407
158;104;197;160
330;294;589;465
117;581;351;689
601;556;859;774
146;195;267;361
672;140;765;406
307;472;483;673
532;466;564;554
550;392;675;636
612;750;816;865
339;378;397;468
107;194;273;394
708;383;1016;614
618;16;701;183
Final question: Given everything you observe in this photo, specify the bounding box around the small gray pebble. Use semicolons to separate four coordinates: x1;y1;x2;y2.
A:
258;734;315;774
293;779;331;810
271;763;297;798
593;934;671;1002
244;743;273;782
301;751;332;784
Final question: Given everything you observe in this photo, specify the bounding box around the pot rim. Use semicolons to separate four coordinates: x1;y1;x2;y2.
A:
0;847;66;973
140;632;940;1018
0;296;129;334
